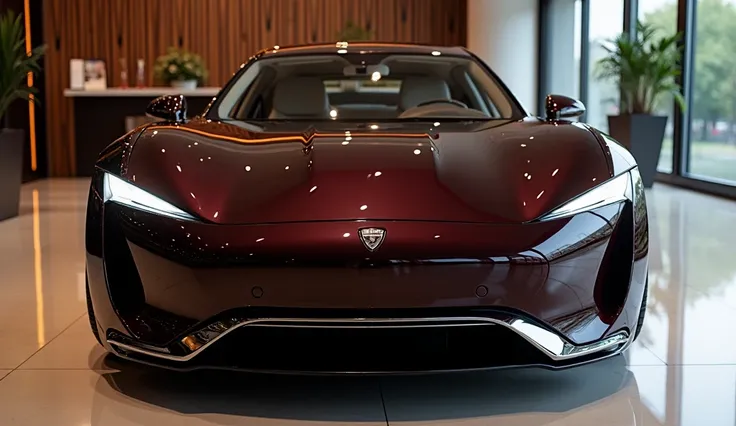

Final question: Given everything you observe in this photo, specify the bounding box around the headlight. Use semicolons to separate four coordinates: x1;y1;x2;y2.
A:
539;171;631;221
103;173;196;221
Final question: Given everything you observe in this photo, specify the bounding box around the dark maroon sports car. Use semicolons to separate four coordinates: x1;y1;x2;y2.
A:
85;42;648;373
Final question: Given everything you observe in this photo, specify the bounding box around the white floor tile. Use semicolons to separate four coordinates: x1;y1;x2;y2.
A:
0;369;387;426
0;180;88;369
642;184;736;365
380;357;642;425
625;339;666;366
381;362;736;425
20;315;110;370
629;364;736;426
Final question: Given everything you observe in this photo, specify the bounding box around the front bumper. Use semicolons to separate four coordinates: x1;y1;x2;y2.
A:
105;310;629;373
85;169;648;373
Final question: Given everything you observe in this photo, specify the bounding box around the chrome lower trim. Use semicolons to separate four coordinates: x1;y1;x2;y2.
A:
107;315;629;364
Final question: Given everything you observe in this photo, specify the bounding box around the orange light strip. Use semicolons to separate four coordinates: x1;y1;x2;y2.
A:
24;0;37;171
147;125;431;145
32;189;45;348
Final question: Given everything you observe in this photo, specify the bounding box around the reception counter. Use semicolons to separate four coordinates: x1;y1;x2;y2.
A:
64;87;219;176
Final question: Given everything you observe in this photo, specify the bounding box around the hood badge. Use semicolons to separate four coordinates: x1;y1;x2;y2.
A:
359;228;386;252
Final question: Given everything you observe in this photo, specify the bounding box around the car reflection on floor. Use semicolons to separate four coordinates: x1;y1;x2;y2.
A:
88;354;641;425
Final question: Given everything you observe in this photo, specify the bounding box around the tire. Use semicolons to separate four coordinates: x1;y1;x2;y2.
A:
86;275;103;346
632;278;648;341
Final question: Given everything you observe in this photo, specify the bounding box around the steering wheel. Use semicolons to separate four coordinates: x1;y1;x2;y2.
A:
415;99;469;109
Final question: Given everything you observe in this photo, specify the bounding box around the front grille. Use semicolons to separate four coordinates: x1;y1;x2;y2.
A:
185;324;551;372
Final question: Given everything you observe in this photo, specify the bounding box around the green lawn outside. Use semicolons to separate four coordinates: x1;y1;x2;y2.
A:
658;138;736;182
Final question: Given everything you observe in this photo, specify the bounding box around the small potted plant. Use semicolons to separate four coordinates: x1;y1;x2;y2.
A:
597;21;684;188
0;11;44;221
336;20;373;42
153;47;207;90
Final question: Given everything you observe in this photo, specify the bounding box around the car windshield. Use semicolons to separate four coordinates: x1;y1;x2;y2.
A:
214;52;521;121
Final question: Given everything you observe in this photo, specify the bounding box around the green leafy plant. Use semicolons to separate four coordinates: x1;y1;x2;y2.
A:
336;20;372;41
597;21;685;114
0;11;45;128
153;47;208;85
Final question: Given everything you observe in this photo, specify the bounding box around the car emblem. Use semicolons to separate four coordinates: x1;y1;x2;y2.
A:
359;227;386;252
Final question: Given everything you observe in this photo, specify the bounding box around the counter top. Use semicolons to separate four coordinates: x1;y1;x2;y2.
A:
64;87;220;97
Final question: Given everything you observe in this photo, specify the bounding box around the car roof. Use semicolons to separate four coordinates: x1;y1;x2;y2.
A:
257;42;472;58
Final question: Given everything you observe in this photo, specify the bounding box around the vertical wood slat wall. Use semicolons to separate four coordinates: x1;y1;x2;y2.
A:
41;0;467;176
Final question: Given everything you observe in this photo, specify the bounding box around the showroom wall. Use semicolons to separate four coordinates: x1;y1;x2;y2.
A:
467;0;539;113
41;0;467;176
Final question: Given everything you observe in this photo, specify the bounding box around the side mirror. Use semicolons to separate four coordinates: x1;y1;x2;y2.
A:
544;94;585;121
146;95;188;122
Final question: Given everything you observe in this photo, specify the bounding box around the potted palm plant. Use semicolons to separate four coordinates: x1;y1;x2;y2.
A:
597;21;684;187
0;11;44;221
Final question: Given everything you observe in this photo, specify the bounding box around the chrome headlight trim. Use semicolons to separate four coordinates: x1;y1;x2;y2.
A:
103;173;197;221
538;171;632;221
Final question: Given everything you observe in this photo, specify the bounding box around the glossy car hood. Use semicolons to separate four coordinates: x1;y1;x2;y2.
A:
123;118;612;224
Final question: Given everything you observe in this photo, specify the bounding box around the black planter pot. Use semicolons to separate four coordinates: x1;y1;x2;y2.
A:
607;114;668;188
0;128;24;221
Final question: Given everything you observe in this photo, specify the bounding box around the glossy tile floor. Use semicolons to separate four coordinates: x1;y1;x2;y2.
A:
0;178;733;425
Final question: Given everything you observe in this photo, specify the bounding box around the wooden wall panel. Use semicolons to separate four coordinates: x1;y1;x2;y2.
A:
42;0;467;176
